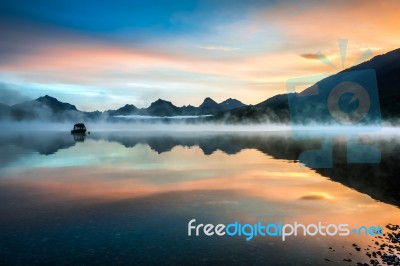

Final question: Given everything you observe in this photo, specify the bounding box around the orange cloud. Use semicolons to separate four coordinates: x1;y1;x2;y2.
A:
300;54;321;60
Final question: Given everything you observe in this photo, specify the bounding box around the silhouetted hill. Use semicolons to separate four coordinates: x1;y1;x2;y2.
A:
343;48;400;119
106;104;138;116
217;48;400;123
198;97;220;114
219;98;246;111
36;95;77;112
197;97;246;115
146;99;182;116
214;94;290;123
10;95;83;121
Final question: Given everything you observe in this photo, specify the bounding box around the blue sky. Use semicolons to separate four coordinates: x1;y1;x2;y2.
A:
0;0;399;110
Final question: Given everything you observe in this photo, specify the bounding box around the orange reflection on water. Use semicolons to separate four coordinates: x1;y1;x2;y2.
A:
2;143;399;228
1;138;399;262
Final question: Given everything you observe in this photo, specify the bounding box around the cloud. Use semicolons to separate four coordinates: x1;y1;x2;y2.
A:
299;195;326;200
300;53;324;60
299;192;331;200
0;83;32;105
300;52;337;69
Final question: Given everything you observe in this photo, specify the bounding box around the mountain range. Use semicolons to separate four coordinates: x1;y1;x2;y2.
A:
0;95;246;122
1;47;400;123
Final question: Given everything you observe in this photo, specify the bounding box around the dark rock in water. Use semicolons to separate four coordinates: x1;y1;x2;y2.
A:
382;254;399;265
386;224;400;231
324;258;331;262
333;223;400;266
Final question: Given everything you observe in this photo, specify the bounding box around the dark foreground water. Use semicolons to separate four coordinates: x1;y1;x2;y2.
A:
0;130;399;265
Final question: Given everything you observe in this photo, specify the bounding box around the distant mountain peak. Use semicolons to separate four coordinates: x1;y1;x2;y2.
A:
220;98;244;105
203;97;216;102
36;95;56;101
113;104;138;114
150;98;174;107
200;97;218;107
218;98;245;111
35;95;77;112
146;98;180;116
120;104;137;110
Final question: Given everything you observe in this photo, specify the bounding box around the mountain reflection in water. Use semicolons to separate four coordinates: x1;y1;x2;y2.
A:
1;131;399;206
0;130;399;265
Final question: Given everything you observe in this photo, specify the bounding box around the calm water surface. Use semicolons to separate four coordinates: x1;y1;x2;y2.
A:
0;131;399;265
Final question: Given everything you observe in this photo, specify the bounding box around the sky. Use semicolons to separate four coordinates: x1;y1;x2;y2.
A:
0;0;399;111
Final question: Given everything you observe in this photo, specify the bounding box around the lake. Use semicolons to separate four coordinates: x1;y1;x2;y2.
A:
0;130;399;265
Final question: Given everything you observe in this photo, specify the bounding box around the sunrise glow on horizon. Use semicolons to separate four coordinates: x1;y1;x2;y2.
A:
1;0;400;111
